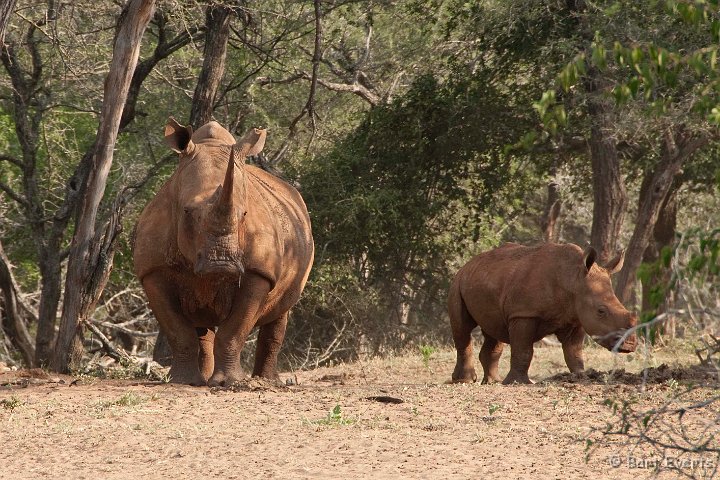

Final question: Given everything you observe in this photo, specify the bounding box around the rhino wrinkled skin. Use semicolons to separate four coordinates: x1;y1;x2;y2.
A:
449;243;638;385
133;118;314;386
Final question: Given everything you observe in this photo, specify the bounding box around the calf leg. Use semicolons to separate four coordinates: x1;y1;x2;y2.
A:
143;273;204;385
252;312;288;381
503;318;536;384
450;286;477;383
557;326;586;373
197;328;215;382
479;332;505;384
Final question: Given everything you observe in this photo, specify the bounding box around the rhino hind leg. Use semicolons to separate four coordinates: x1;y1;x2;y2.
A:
503;318;536;385
251;312;288;383
479;332;505;384
449;288;478;383
143;273;205;386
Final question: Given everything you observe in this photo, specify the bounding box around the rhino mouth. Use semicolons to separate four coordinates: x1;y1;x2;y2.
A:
592;330;638;353
193;252;244;277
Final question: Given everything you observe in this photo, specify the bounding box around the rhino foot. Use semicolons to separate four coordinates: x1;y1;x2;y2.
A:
502;371;533;385
208;370;246;387
451;366;478;384
168;368;206;386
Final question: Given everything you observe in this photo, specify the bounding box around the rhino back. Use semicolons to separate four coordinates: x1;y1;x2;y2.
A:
459;243;581;336
243;165;314;317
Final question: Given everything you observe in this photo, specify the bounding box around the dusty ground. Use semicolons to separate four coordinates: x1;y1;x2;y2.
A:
0;341;717;480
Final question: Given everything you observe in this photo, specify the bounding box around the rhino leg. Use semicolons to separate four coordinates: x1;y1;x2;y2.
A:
208;275;272;387
557;325;585;373
503;318;535;385
197;328;215;382
143;273;205;386
449;287;478;383
479;332;505;384
252;312;288;382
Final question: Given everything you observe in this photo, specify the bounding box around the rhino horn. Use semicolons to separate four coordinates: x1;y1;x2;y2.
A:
217;145;236;212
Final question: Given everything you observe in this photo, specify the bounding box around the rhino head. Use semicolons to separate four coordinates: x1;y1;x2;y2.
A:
164;118;266;279
574;247;638;353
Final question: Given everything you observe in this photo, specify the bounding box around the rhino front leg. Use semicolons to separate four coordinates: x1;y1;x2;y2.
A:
557;325;586;373
252;312;288;382
503;318;536;385
143;273;204;385
208;274;271;387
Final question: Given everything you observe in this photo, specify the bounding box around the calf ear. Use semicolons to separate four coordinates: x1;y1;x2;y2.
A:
164;117;194;153
583;246;597;273
604;250;625;274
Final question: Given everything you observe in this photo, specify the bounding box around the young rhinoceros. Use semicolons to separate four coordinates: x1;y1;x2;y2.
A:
133;118;314;386
449;243;637;384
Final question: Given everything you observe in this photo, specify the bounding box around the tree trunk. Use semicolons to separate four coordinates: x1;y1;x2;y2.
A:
0;0;16;45
51;0;156;373
587;98;627;264
188;4;231;129
0;240;35;366
615;128;709;304
540;163;562;243
641;182;678;336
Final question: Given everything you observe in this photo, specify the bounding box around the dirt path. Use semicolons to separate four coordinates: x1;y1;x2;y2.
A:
0;347;717;479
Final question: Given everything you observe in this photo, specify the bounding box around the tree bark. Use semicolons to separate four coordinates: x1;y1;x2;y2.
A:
640;181;679;336
0;0;16;45
614;128;709;304
540;162;562;243
188;4;231;129
0;240;35;366
51;0;156;373
587;97;627;264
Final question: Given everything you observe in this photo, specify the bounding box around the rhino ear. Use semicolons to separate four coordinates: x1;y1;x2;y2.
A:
583;246;597;273
236;128;267;160
164;117;194;154
604;250;625;274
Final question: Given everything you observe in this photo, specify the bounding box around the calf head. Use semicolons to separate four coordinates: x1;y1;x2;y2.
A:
574;247;638;353
164;118;266;278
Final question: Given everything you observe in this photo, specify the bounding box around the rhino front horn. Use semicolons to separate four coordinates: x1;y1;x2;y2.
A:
216;145;236;213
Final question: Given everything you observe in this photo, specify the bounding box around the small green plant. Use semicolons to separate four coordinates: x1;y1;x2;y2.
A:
97;392;145;410
418;345;437;368
0;396;23;412
314;404;356;426
664;378;679;390
488;403;502;415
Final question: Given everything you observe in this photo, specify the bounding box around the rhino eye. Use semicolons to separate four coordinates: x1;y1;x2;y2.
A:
597;306;608;316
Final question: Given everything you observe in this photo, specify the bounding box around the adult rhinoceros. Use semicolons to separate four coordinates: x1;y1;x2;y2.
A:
133;118;314;386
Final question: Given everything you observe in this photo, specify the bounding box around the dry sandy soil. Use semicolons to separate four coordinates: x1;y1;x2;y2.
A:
0;341;717;480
